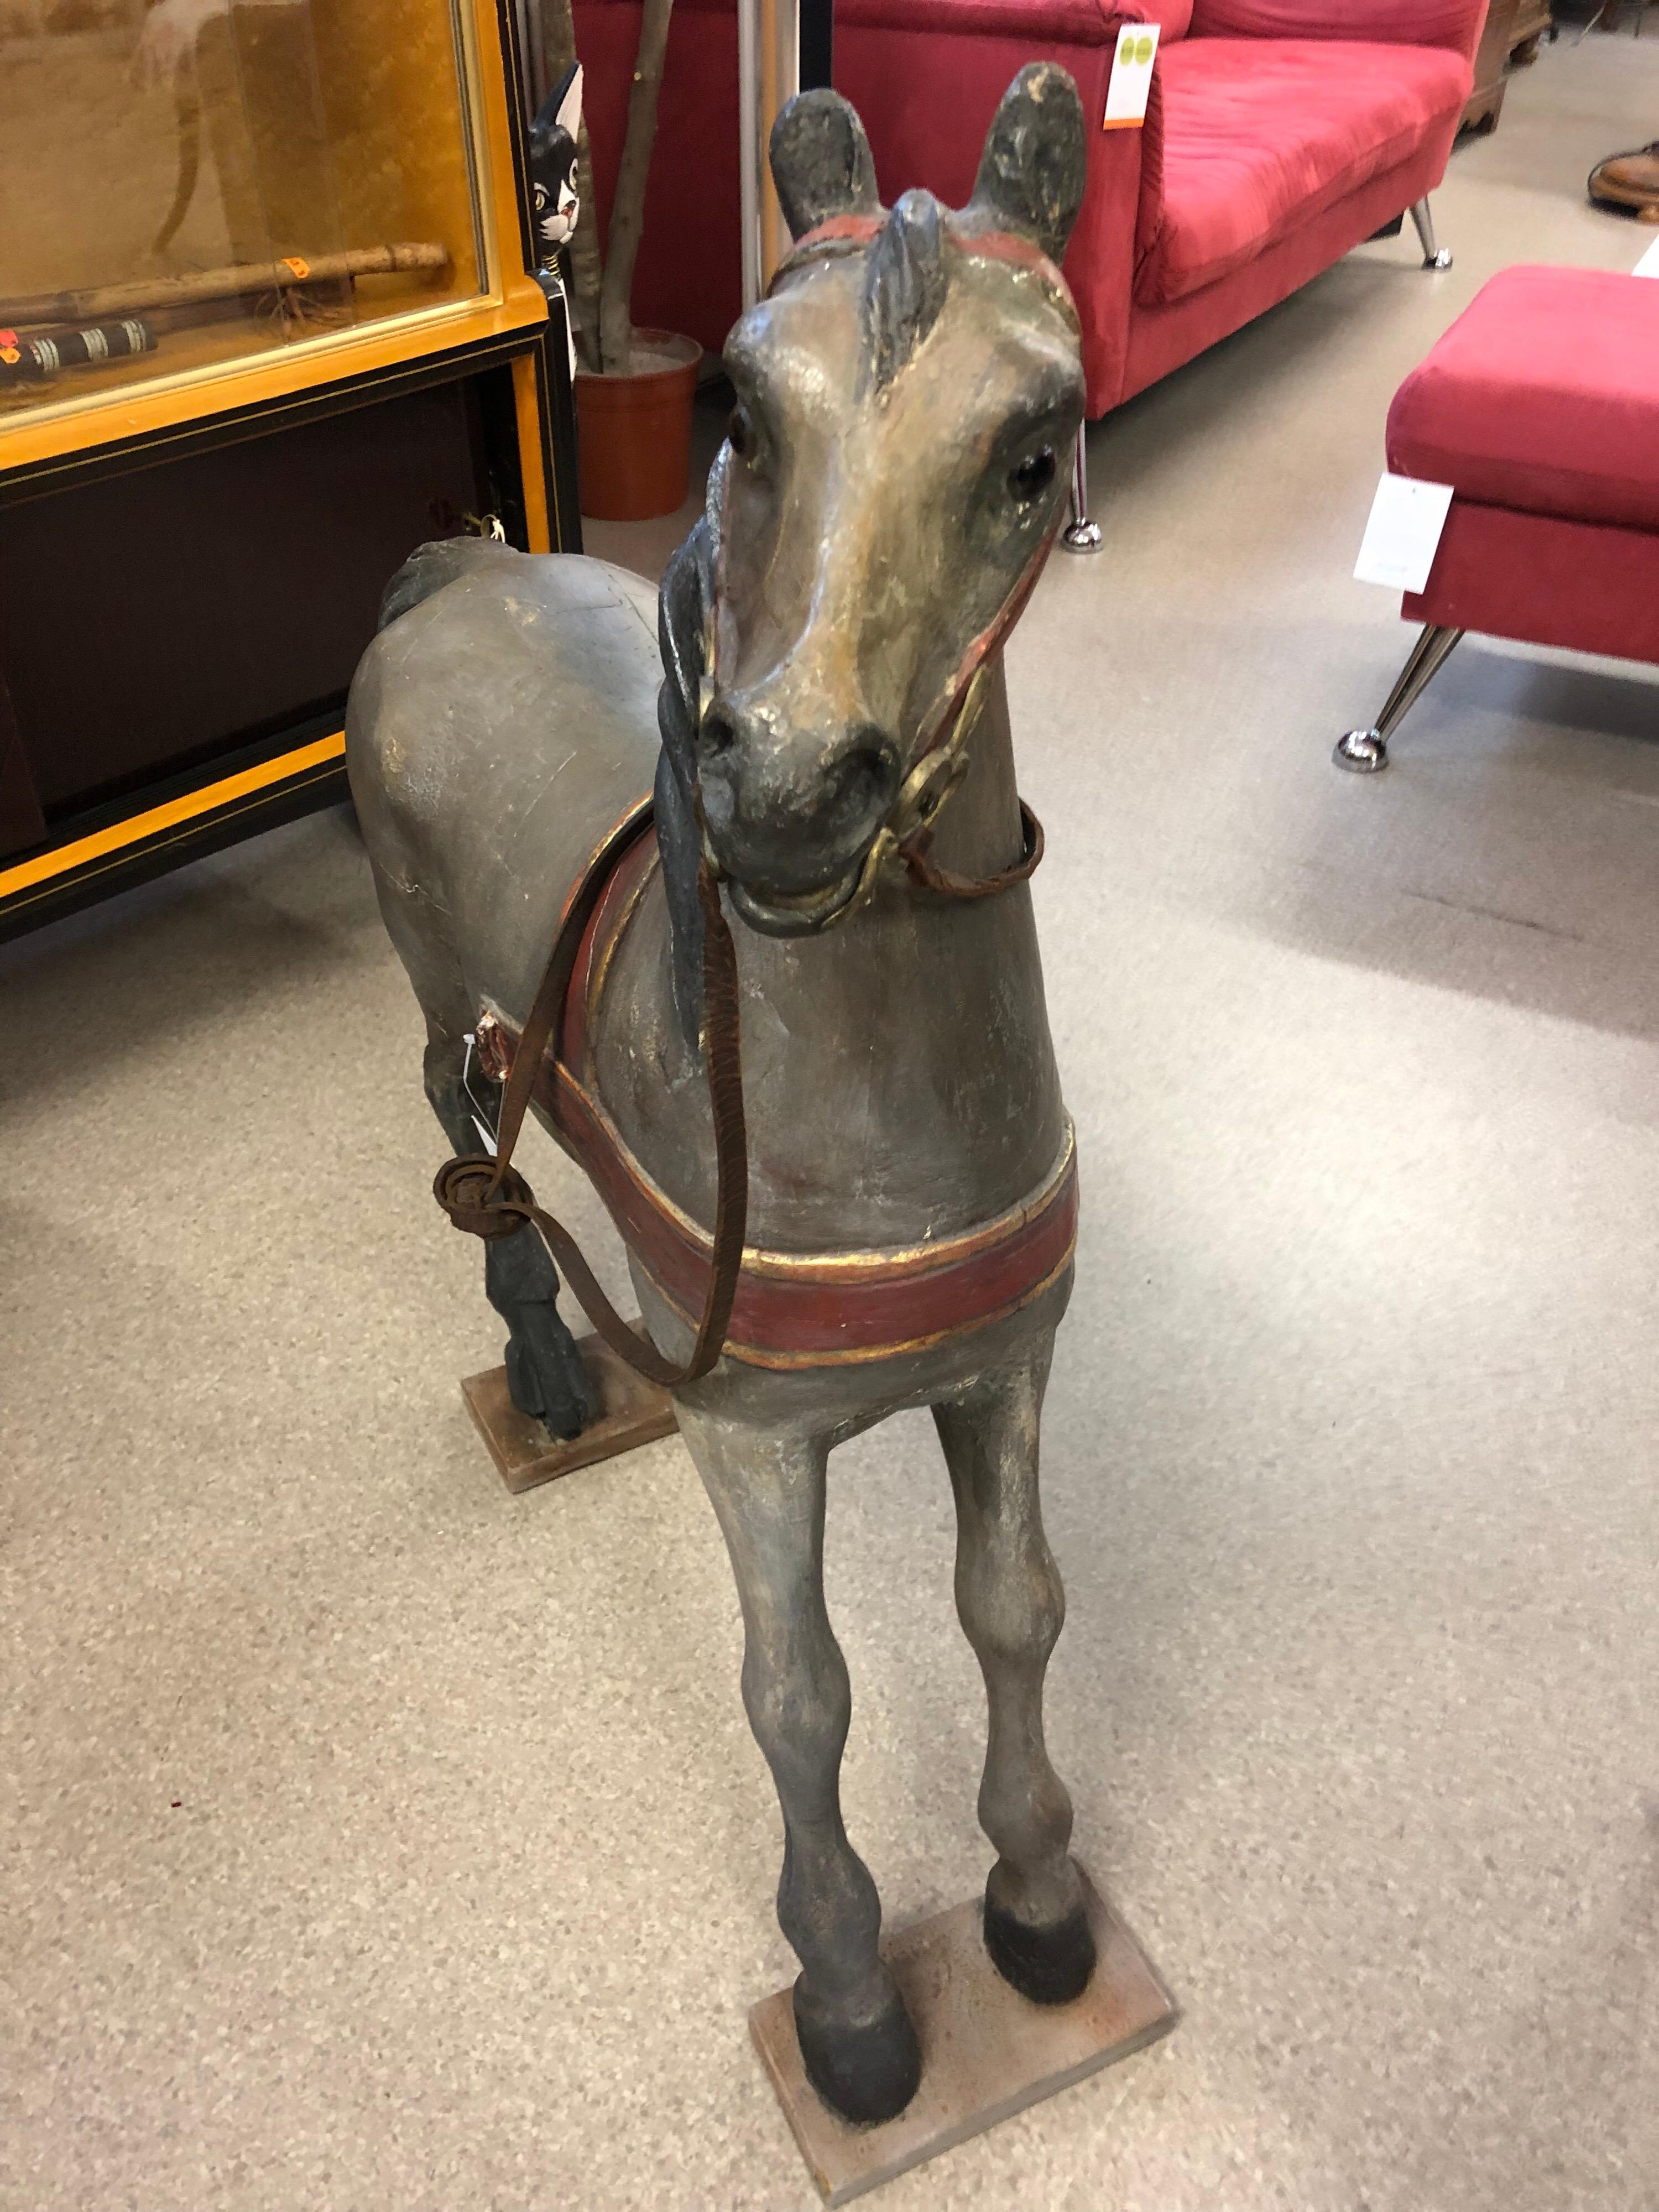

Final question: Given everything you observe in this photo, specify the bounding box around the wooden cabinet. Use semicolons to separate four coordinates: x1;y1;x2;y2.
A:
0;0;579;938
1463;0;1557;132
1463;0;1522;134
1510;0;1554;59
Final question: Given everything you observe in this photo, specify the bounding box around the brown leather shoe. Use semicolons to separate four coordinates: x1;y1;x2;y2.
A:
1590;142;1659;222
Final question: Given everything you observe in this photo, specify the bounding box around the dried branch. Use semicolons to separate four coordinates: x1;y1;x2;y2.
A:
568;124;604;374
597;0;675;374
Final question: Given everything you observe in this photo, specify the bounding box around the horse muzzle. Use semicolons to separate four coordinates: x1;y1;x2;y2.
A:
696;701;900;935
723;859;870;937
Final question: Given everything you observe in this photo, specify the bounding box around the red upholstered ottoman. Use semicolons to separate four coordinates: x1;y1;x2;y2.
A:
1335;264;1659;771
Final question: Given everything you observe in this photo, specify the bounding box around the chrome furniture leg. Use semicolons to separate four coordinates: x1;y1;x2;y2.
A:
1061;421;1102;553
1410;197;1453;270
1333;624;1465;773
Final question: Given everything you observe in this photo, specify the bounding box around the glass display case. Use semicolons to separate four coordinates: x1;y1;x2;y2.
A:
1;0;491;419
0;0;577;937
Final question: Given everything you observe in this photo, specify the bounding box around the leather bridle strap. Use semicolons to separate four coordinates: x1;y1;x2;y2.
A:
820;509;1061;921
433;823;749;1390
900;798;1044;900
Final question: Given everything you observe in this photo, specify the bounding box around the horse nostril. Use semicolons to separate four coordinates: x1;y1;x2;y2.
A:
700;707;739;758
838;728;898;812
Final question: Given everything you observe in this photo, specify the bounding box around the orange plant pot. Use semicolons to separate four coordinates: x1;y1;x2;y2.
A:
573;330;701;522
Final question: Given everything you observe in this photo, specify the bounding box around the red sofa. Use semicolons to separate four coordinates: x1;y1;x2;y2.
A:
573;0;1485;421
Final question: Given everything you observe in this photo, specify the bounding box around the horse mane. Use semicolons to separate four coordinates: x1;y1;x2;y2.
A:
655;504;717;1053
862;191;950;397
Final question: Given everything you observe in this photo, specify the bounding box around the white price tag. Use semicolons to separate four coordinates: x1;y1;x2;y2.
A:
1633;234;1659;278
461;1033;499;1156
1354;471;1455;594
1104;23;1160;130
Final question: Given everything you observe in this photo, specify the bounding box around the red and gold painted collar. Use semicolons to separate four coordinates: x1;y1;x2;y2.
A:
476;817;1079;1370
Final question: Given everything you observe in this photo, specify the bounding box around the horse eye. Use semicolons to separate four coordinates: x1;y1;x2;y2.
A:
1009;447;1057;503
728;406;755;460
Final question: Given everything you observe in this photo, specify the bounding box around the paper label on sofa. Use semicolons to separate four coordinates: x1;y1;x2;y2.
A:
1634;235;1659;278
1104;24;1160;129
1354;472;1454;594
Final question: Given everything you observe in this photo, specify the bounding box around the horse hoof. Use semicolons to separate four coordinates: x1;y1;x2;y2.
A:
792;1977;922;2126
983;1892;1097;2006
504;1324;594;1441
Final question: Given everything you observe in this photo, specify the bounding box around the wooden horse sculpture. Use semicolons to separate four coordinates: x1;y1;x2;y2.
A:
347;66;1092;2126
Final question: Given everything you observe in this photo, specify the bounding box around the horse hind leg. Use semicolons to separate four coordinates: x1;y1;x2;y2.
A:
673;1400;922;2124
383;884;594;1440
933;1329;1096;2005
420;1013;593;1441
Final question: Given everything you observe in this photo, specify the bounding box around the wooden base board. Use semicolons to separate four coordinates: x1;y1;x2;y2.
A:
749;1871;1177;2205
461;1329;677;1493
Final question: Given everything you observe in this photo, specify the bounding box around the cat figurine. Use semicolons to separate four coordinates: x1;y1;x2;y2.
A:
528;60;583;375
529;61;583;263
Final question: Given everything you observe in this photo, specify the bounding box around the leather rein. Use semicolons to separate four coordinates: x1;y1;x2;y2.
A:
433;510;1061;1393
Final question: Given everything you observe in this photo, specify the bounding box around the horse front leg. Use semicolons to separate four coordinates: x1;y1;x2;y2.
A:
672;1401;922;2124
933;1328;1096;2005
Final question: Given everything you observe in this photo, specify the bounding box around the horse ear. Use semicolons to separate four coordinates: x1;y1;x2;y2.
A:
769;89;883;241
970;63;1087;264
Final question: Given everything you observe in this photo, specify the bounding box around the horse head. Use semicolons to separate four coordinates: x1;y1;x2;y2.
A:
679;65;1087;940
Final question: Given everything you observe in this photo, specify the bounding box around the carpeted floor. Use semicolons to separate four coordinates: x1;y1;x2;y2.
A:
4;32;1658;2212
